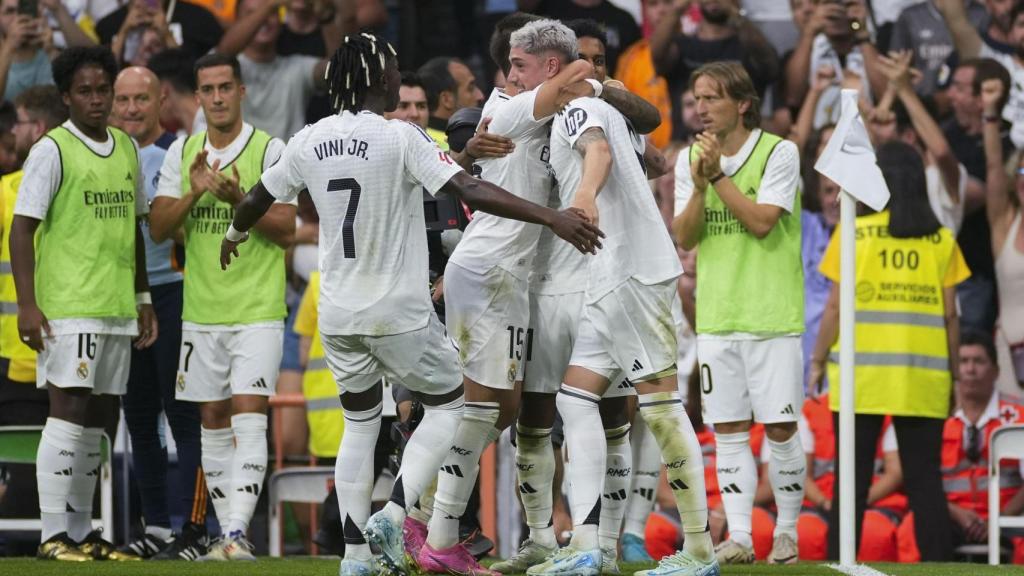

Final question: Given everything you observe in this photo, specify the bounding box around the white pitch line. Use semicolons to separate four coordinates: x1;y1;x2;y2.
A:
826;563;893;576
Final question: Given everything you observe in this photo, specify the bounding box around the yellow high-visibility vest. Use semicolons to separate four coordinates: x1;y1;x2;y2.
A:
820;211;970;418
294;272;343;458
0;171;36;383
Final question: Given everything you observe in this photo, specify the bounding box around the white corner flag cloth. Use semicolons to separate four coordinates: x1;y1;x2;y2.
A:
814;89;890;212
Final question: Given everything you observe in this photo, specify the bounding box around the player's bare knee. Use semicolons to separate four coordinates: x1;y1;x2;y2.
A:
716;420;754;434
46;384;92;425
764;421;798;442
340;383;383;412
232;394;269;415
415;385;464;408
83;394;119;429
200;399;233;429
563;365;610;396
599;396;629;429
519;392;557;429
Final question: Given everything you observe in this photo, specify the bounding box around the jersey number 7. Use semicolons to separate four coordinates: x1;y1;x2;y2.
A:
328;177;362;258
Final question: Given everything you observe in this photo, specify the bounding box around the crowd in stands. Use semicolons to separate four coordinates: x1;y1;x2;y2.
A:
0;0;1022;565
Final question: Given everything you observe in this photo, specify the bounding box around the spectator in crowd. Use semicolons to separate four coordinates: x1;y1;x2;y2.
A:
0;84;63;550
784;0;884;129
650;0;779;139
0;0;52;101
417;56;483;149
214;0;355;141
941;57;1010;334
111;66;206;561
872;50;969;234
12;45;155;562
383;71;428;128
109;0;179;67
897;332;1024;562
888;0;988;97
980;76;1024;396
741;0;797;55
149;52;294;561
521;0;640;74
976;0;1018;54
96;0;222;59
615;0;674;149
146;48;203;135
812;140;970;561
938;0;1024;148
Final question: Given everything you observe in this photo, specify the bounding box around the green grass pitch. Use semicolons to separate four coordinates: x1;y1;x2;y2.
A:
0;559;1013;575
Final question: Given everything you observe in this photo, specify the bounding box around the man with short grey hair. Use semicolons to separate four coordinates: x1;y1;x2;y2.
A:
416;19;595;576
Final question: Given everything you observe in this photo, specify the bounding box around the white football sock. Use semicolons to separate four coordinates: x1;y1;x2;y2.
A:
201;426;235;530
36;417;82;541
337;403;382;561
638;392;712;561
515;424;557;548
389;395;464;522
714;431;756;549
556;385;604;552
145;525;173;541
227;413;267;535
624;415;660;538
66;427;103;541
408;479;435;525
427;402;499;550
599;423;631;553
768;433;805;538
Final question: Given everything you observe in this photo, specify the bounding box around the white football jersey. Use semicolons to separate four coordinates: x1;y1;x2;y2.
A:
549;97;681;301
262;111;461;336
528;181;587;296
448;87;555;280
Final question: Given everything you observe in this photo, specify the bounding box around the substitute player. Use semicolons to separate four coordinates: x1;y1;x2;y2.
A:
672;61;805;565
149;53;295;561
11;46;156;561
530;43;718;576
220;33;601;576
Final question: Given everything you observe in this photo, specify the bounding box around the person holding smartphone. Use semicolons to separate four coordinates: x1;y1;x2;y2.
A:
0;0;52;102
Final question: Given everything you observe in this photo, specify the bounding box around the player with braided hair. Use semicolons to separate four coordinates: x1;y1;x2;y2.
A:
221;33;602;576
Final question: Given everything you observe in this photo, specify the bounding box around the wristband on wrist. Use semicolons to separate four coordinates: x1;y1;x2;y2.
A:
710;172;726;185
984;115;1001;123
135;291;152;306
585;78;603;98
226;223;249;242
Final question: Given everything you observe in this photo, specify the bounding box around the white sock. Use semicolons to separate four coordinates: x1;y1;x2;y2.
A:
714;431;756;549
36;417;82;541
556;385;604;552
599;423;631;553
427;402;500;550
201;426;235;530
638;392;712;561
515;424;557;548
768;434;805;538
145;525;173;541
227;413;267;535
408;479;435;525
337;403;382;561
390;395;464;519
624;415;660;539
66;427;103;542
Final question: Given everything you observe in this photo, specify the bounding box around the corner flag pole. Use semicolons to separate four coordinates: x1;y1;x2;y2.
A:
838;188;857;566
